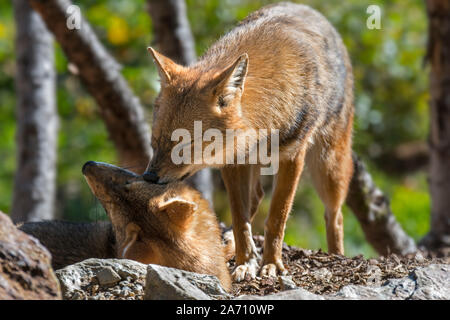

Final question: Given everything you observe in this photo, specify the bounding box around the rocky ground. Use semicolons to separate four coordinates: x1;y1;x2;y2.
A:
56;259;147;300
1;209;448;300
230;235;449;297
53;235;449;300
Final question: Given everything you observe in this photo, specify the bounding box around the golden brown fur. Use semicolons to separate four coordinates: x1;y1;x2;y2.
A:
146;3;354;281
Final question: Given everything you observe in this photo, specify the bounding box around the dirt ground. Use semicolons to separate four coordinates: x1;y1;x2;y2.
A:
229;235;449;297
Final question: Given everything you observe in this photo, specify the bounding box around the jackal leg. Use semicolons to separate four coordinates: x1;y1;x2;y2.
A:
261;149;306;277
306;129;353;255
221;165;263;281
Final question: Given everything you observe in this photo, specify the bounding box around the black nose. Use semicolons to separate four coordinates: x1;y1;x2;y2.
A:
143;171;159;183
82;161;97;175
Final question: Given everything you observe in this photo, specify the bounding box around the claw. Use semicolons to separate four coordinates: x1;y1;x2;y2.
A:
232;258;259;282
260;261;287;277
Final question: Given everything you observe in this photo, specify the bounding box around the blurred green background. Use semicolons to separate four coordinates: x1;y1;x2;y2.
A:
0;0;430;257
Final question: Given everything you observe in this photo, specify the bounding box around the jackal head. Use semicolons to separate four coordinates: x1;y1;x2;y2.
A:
82;161;202;265
145;47;249;184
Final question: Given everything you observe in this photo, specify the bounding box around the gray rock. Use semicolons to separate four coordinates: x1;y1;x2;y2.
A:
411;264;450;300
331;285;386;300
56;258;147;299
311;267;332;281
96;267;121;286
144;264;230;300
414;252;425;263
278;276;297;291
235;287;324;300
365;265;383;285
331;264;449;300
330;279;413;300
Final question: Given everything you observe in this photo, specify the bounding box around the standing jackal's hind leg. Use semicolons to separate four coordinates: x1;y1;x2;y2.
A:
306;134;353;255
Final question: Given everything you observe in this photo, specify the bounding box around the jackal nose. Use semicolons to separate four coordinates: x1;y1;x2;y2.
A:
82;161;97;175
143;171;159;183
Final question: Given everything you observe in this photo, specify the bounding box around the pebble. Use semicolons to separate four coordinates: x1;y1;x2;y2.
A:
414;252;425;263
96;267;122;286
71;292;82;300
279;276;297;291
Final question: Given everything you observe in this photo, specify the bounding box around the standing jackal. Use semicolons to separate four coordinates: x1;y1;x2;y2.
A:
145;3;354;281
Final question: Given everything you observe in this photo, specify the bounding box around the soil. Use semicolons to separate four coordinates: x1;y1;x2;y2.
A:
229;235;449;297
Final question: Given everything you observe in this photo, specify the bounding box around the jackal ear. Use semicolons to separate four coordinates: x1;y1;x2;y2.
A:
147;47;180;86
157;197;198;226
213;53;249;103
121;222;141;259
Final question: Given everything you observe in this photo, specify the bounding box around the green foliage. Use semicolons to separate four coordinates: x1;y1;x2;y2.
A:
0;0;430;257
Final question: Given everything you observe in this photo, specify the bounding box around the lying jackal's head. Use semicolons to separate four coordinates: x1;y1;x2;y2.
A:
145;47;249;184
82;161;231;290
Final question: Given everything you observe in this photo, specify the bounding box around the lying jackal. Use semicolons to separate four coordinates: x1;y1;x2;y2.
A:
144;3;354;281
20;162;231;291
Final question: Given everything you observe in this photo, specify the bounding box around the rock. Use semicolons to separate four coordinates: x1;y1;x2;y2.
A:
330;276;415;300
311;267;332;281
56;258;147;300
235;287;324;300
411;264;450;300
144;264;230;300
96;267;121;285
331;264;450;300
414;252;425;263
278;276;297;291
0;211;61;300
365;265;383;285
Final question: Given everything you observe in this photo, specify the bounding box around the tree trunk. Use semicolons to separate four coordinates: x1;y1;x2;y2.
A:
147;0;197;66
30;0;152;172
420;0;450;251
346;154;417;255
11;0;58;223
147;0;213;204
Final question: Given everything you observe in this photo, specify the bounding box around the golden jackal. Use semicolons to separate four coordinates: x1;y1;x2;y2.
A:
145;3;354;281
20;162;231;291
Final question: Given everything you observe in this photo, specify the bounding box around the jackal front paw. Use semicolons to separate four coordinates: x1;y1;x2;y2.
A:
260;261;287;278
232;258;259;282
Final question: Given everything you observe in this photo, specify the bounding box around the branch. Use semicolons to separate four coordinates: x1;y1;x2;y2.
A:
420;0;450;251
147;0;196;65
12;0;57;223
29;0;151;171
346;153;417;255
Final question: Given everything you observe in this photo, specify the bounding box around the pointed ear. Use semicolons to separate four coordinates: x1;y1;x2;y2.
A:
157;197;198;226
121;222;141;259
212;53;249;105
147;47;180;86
121;222;155;263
